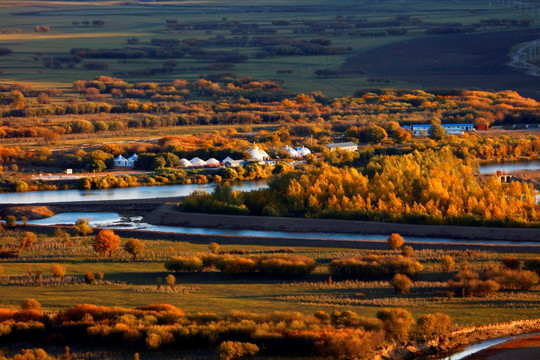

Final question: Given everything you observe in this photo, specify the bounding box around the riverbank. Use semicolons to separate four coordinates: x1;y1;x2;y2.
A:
143;204;540;242
373;319;540;360
463;334;540;360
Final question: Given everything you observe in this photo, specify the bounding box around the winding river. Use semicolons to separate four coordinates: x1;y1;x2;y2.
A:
479;159;540;174
26;212;539;245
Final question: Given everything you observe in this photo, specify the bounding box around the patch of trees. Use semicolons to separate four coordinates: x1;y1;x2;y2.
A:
180;148;540;226
329;255;423;279
0;302;451;359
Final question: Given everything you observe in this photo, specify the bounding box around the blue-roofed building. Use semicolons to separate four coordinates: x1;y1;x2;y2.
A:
402;124;475;136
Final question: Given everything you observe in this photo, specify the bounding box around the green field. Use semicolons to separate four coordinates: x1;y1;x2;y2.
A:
1;0;537;96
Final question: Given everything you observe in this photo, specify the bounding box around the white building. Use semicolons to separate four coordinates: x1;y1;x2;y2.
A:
206;158;220;167
127;154;138;167
247;145;269;161
113;155;129;167
283;145;298;158
326;142;358;152
190;157;207;167
296;146;311;157
403;123;475;136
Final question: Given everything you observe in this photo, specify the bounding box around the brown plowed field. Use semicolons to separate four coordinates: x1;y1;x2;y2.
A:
343;28;540;100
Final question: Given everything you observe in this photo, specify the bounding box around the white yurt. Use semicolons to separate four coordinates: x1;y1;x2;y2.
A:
179;158;192;168
246;145;269;161
283;145;298;158
206;158;220;167
127;154;138;167
296;146;311;157
190;157;207;167
113;155;128;167
221;156;235;164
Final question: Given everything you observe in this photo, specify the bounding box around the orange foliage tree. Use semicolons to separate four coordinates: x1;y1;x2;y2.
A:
93;229;121;257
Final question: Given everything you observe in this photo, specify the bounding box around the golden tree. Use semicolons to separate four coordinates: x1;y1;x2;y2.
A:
93;229;121;257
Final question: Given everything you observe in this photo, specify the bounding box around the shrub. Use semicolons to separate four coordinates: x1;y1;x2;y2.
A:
166;274;175;290
21;298;41;310
501;256;521;270
165;256;203;273
440;255;454;272
402;245;414;257
93;229;121;257
216;341;259;360
391;274;412;294
314;328;383;359
51;264;66;279
387;233;404;250
417;313;452;337
209;242;220;254
259;255;316;277
124;238;145;260
329;255;422;279
85;272;96;284
74;218;92;236
217;257;257;274
524;257;540;275
5;215;16;228
21;231;37;249
376;308;414;340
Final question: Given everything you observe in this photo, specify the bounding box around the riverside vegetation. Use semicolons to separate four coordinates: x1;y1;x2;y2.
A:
0;225;540;359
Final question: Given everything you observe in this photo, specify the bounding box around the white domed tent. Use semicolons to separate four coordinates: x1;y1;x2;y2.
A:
206;158;220;167
179;158;192;168
221;156;235;164
190;157;207;167
296;146;311;157
127;154;138;167
246;145;269;161
283;145;298;158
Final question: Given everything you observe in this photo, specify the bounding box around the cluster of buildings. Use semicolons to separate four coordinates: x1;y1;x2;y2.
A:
401;123;475;136
113;144;313;169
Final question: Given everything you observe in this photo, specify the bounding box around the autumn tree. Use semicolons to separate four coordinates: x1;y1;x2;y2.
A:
5;215;16;228
21;231;37;249
93;229;121;257
124;239;144;260
417;313;452;337
74;218;92;236
387;233;404;250
21;298;41;310
52;264;67;280
166;274;176;290
430;120;445;140
209;242;220;254
440;255;455;272
391;274;412;294
376;308;414;340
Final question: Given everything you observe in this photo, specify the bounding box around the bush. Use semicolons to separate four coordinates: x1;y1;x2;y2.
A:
85;272;96;284
417;313;452;337
259;255;316;277
166;274;175;290
524;257;540;275
216;341;259;360
440;255;454;272
376;308;414;340
74;218;92;236
314;328;383;359
402;245;414;257
21;298;41;310
51;264;66;279
5;215;16;228
21;231;37;249
217;257;257;274
391;274;412;294
501;256;521;270
165;256;203;273
387;233;404;250
329;255;422;279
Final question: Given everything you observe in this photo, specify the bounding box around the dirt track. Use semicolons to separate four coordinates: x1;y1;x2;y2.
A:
343;28;540;100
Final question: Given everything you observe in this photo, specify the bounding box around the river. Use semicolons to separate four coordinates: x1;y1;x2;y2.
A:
26;212;540;245
479;159;540;174
0;180;268;204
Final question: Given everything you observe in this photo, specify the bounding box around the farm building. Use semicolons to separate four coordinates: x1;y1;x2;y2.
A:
403;123;475;136
326;142;358;152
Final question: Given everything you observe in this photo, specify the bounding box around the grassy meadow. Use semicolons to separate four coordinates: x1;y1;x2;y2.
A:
1;0;537;96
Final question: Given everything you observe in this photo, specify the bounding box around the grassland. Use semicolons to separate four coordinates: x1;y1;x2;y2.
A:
1;0;538;96
1;228;540;327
